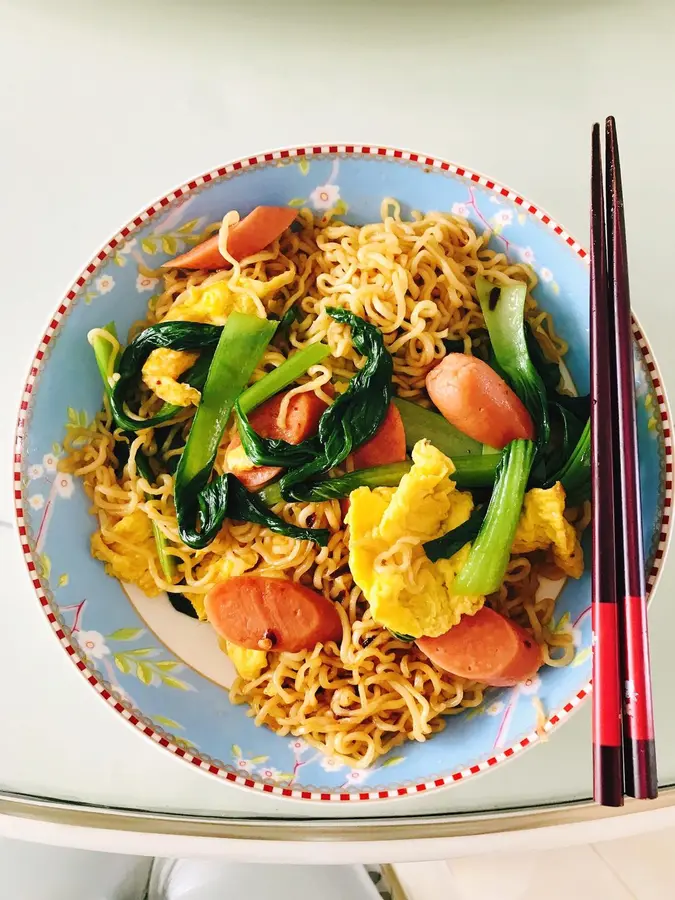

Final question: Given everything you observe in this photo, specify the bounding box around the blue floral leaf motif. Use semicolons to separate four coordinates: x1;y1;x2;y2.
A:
125;648;161;658
232;744;242;758
288;197;306;207
380;755;404;768
298;158;310;176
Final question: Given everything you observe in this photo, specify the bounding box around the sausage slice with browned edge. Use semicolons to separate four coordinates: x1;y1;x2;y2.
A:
163;206;298;271
416;606;542;687
426;353;534;449
205;576;343;653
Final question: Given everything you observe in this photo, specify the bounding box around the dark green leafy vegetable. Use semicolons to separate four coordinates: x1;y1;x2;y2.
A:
393;397;483;457
545;418;591;505
274;305;300;344
476;276;550;445
110;321;223;431
525;323;590;491
389;630;416;642
423;505;487;563
235;307;394;499
259;454;501;506
453;439;535;595
227;475;329;545
167;592;200;619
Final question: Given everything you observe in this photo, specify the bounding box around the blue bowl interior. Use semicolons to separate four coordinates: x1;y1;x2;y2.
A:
18;154;667;797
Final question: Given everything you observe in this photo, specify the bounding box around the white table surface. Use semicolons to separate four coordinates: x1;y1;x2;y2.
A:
2;0;675;830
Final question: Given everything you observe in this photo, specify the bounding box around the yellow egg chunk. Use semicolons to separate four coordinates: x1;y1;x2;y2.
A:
164;279;265;325
220;639;268;681
512;482;584;578
347;440;483;638
142;348;200;407
91;510;161;596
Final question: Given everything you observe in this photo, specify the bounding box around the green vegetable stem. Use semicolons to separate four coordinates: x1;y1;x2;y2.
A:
452;439;535;595
476;276;550;445
174;312;277;548
259;453;501;506
393;398;483;457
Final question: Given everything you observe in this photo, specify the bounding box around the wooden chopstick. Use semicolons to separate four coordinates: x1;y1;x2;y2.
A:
605;116;658;799
590;122;624;807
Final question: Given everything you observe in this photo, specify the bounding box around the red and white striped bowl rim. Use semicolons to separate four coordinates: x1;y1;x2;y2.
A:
12;145;673;802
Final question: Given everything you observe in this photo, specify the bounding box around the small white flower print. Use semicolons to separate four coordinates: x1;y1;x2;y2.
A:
55;473;74;499
28;464;44;481
288;739;308;756
309;184;340;211
259;766;281;781
119;239;137;255
519;246;536;265
451;202;470;218
345;769;370;784
136;273;159;293
572;627;583;648
78;630;110;660
486;700;505;716
539;267;553;283
320;755;344;773
489;196;503;205
233;757;256;774
492;209;513;227
95;274;115;295
42;453;58;473
519;674;542;695
28;494;45;510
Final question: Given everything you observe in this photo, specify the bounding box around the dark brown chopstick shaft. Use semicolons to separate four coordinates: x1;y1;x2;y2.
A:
590;122;623;807
605;116;657;799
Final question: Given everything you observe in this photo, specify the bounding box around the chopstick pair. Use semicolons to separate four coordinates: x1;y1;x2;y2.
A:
591;117;657;806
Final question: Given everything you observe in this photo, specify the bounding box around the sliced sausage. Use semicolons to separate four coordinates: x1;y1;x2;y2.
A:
417;605;542;687
163;206;298;270
426;353;534;449
205;576;343;652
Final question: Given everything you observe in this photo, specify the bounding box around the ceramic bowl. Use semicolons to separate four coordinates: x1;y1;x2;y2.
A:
14;145;672;802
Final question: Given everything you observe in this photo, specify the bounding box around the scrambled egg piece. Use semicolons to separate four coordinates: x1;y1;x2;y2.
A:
142;279;279;407
164;279;264;326
142;348;200;407
91;510;161;597
347;440;483;638
512;482;584;578
219;638;268;681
